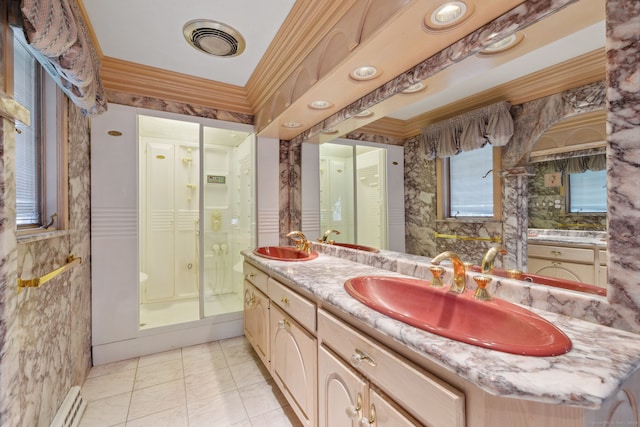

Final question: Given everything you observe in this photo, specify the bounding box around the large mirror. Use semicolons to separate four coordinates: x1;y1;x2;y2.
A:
302;0;608;295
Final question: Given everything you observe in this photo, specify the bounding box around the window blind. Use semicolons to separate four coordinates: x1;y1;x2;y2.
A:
14;35;41;226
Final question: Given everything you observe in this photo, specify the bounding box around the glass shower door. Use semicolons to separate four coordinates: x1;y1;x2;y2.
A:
201;127;255;318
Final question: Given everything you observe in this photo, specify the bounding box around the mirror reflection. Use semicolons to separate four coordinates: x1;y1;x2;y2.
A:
303;0;607;296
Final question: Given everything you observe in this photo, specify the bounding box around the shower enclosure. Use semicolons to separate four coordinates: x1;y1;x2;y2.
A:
138;115;255;329
319;142;388;249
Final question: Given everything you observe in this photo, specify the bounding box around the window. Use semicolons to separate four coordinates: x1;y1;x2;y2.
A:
568;170;607;213
13;32;42;227
13;29;66;232
443;144;500;218
439;144;501;219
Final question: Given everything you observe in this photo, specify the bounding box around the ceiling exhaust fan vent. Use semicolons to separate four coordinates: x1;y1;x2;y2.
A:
183;20;246;57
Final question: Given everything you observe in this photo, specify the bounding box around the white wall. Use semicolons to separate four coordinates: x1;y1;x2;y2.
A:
256;136;281;246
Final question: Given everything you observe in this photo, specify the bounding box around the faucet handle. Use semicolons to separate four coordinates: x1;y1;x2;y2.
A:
428;266;445;288
473;275;493;301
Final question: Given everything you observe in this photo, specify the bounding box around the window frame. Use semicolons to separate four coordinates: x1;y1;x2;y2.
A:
12;28;68;236
437;146;502;221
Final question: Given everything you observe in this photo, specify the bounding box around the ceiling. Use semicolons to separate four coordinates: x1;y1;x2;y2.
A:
79;0;605;141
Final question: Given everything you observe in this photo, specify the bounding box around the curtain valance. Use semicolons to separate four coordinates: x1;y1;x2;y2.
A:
421;102;513;159
18;0;107;115
557;153;607;173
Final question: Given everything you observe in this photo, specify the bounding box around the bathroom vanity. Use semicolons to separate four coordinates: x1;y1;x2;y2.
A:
243;245;640;427
527;229;608;287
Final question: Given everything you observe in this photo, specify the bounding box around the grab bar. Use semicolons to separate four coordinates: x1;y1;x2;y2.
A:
17;255;82;293
434;232;501;243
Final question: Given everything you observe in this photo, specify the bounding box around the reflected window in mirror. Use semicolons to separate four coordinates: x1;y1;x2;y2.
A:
438;145;502;220
568;169;607;213
528;152;606;231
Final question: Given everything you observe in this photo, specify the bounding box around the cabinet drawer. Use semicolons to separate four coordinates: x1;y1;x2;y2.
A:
243;262;268;294
528;244;594;264
268;278;316;332
318;310;465;427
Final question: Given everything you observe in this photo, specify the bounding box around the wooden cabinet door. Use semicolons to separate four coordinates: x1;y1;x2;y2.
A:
528;258;594;284
318;345;368;427
369;388;421;427
243;281;270;367
270;304;317;427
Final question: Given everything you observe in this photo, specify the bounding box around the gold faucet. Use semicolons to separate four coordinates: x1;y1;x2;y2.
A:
318;229;340;243
431;251;467;294
481;245;507;275
286;231;311;253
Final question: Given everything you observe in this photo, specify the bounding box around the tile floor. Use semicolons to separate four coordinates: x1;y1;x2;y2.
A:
79;336;302;427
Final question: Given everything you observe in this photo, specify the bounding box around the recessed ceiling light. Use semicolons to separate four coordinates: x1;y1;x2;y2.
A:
350;65;379;81
355;110;373;118
321;128;339;134
282;121;301;128
479;33;524;55
401;82;427;94
424;1;473;31
432;2;466;24
309;100;333;110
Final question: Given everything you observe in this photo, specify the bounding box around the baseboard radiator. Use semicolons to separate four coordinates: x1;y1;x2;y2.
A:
50;386;87;427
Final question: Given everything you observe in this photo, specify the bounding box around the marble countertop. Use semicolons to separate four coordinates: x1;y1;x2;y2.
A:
527;228;607;247
242;248;640;409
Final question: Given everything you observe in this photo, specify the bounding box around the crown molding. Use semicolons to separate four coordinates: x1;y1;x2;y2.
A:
245;0;358;112
99;56;253;115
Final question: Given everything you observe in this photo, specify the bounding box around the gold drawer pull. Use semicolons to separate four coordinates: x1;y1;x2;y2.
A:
281;296;290;304
245;272;256;280
550;250;563;256
350;349;377;368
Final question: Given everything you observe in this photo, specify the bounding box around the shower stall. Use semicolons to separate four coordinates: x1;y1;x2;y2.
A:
319;142;388;249
138;115;255;329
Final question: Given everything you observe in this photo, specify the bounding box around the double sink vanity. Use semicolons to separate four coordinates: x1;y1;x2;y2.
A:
242;239;640;427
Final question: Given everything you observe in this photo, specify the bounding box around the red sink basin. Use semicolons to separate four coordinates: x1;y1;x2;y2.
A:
254;246;318;261
344;276;572;356
466;265;606;297
333;243;380;253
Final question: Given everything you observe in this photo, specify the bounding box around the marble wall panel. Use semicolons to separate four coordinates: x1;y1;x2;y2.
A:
0;96;92;426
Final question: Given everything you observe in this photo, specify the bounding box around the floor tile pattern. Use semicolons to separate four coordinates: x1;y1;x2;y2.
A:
79;337;302;427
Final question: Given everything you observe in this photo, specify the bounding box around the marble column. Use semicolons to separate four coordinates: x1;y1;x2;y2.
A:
279;139;302;244
605;0;640;323
500;166;534;271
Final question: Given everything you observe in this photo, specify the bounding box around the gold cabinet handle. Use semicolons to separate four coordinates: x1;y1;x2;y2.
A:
244;290;255;307
349;349;377;368
280;296;290;304
360;404;376;427
277;318;290;330
550;250;563;256
245;272;256;280
346;393;363;420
